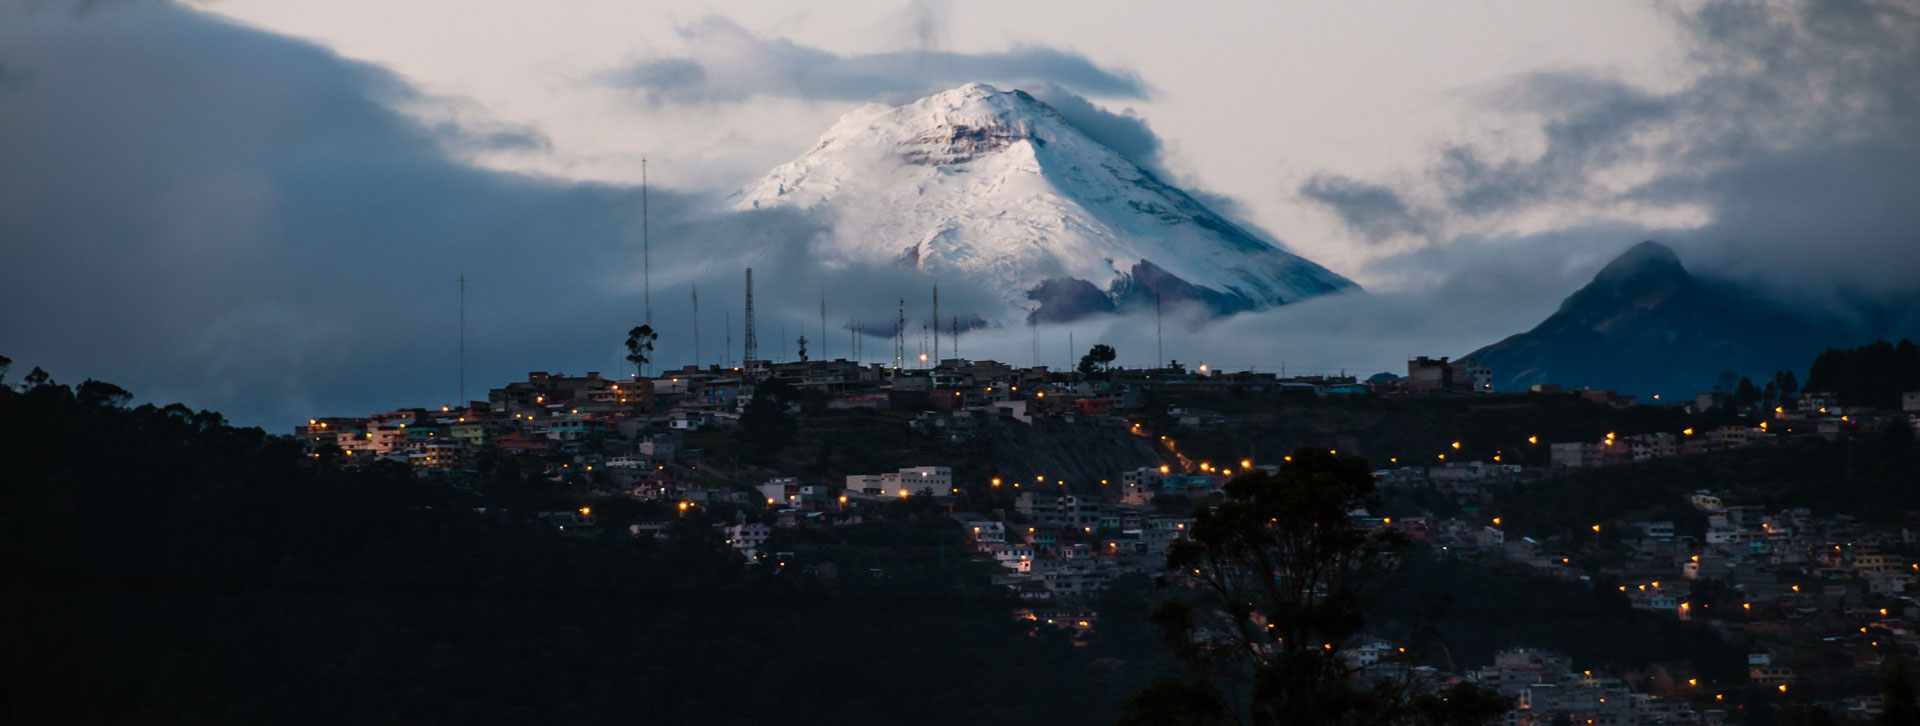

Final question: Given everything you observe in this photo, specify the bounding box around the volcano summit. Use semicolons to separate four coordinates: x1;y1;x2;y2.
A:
732;83;1356;323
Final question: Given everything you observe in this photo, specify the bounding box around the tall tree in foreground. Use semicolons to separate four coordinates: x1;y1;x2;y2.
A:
1122;447;1508;726
625;324;657;378
1078;344;1118;379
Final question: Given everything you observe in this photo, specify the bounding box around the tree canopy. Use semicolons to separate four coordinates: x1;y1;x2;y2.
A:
1125;447;1507;726
1079;344;1118;379
1805;339;1920;409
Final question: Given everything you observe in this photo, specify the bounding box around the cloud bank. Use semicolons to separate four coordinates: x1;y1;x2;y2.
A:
1304;0;1920;299
5;0;1918;430
0;1;1079;427
601;15;1149;105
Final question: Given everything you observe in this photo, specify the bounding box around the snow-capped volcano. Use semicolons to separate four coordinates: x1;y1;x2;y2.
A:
733;83;1357;323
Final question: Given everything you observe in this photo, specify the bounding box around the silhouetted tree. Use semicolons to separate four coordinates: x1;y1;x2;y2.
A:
1123;447;1506;725
1079;344;1118;379
1806;340;1920;409
739;377;798;465
1733;378;1760;410
75;380;132;408
1773;370;1799;400
625;324;657;377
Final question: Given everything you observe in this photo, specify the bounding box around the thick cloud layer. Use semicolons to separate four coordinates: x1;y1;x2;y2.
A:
1305;0;1920;297
7;0;1917;430
0;4;765;426
0;2;1093;427
601;15;1148;105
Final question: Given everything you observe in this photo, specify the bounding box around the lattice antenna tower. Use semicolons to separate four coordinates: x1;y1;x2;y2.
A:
894;299;905;370
742;268;758;365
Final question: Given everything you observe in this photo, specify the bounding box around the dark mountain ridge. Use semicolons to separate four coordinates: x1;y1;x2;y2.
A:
1465;241;1919;399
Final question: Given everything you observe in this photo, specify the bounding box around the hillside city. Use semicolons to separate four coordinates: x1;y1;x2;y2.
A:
293;350;1920;726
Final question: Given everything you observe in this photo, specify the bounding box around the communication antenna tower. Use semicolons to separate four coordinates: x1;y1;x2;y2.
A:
894;299;906;370
743;268;758;364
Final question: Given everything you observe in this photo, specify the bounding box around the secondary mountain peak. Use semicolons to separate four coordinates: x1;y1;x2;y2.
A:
732;83;1356;324
1465;240;1916;398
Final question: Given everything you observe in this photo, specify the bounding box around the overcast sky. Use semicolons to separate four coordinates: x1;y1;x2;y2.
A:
2;0;1915;428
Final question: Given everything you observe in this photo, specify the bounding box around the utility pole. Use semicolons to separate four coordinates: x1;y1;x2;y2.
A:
692;285;700;369
932;280;939;364
895;299;905;370
819;290;826;363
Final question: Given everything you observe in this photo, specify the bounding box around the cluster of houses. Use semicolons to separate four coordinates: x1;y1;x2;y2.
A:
704;462;1214;599
956;474;1199;601
1467;648;1713;725
1547;392;1920;471
290;354;1509;509
1412;487;1920;712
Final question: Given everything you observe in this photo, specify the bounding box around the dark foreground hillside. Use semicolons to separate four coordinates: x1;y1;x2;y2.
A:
0;377;1160;725
2;372;1827;724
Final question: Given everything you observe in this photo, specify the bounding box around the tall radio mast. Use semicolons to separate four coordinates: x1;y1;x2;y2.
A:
894;299;905;370
742;268;758;365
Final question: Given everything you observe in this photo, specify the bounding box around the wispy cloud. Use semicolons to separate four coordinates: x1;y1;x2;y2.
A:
1298;173;1434;244
599;15;1149;104
0;1;1089;428
1303;0;1920;295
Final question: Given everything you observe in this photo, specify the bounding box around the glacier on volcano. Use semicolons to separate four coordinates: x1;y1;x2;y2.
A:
731;83;1357;324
